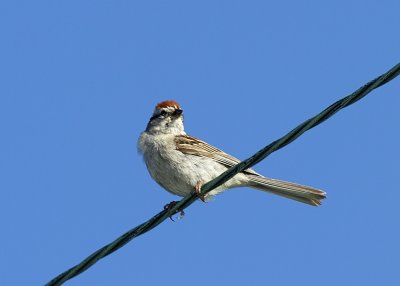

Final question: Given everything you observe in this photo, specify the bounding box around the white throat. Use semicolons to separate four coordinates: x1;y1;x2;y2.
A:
146;115;185;135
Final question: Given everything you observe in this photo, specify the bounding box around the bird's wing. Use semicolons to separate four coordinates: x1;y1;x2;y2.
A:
174;134;259;175
175;135;326;206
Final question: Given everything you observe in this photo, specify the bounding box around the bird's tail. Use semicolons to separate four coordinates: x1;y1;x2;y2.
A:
246;174;326;206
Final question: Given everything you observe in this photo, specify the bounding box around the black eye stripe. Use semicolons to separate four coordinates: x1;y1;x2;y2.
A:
149;108;182;122
149;114;158;121
149;110;168;121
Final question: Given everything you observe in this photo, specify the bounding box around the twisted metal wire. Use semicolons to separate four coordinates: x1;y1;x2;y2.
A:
46;63;400;286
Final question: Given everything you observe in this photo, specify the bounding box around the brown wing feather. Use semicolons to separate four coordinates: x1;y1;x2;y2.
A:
174;135;259;175
175;135;326;206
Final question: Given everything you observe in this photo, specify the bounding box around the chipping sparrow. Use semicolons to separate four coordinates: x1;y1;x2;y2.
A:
138;100;326;206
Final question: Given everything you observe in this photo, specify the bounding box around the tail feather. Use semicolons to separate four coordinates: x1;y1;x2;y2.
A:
246;174;326;206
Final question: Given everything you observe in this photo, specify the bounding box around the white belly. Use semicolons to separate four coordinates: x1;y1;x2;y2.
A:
138;132;247;198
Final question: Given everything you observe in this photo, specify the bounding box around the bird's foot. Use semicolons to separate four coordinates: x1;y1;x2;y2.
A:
194;181;206;202
164;201;185;221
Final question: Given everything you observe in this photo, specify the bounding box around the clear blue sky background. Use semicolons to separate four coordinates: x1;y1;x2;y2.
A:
1;1;399;285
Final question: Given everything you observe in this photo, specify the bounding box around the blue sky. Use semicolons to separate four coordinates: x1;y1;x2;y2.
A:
1;1;400;285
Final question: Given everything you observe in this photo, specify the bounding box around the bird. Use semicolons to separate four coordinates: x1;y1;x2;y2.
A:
138;100;326;207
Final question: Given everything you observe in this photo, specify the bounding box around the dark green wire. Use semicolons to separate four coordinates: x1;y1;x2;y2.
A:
45;63;400;286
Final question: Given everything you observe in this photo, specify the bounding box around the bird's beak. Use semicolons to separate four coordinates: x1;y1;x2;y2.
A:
173;109;183;117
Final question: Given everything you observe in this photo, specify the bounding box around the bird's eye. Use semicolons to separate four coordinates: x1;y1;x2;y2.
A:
160;110;167;116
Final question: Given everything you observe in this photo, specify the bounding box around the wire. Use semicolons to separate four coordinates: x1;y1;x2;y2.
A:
45;63;400;286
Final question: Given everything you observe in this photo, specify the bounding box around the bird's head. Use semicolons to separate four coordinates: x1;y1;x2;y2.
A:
146;100;185;134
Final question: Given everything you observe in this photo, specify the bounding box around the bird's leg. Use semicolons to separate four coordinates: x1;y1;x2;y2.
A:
194;181;206;202
163;201;185;221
